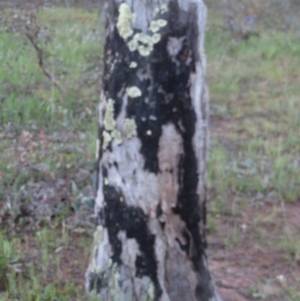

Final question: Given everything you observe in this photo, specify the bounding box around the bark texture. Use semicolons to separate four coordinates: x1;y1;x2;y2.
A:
86;1;222;300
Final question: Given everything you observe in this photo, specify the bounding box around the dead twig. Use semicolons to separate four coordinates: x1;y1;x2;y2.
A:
25;32;64;95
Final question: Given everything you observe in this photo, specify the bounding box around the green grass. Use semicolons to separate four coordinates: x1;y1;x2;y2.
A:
0;7;101;131
206;12;300;299
0;7;98;300
0;229;91;301
206;28;300;204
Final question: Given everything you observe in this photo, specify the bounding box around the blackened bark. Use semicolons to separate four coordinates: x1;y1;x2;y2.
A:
86;1;222;300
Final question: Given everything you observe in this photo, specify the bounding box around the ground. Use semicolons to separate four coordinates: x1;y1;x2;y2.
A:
0;3;300;301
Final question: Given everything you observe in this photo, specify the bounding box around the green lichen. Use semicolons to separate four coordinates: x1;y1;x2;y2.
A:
150;21;161;33
104;98;116;131
126;86;142;98
157;19;167;27
130;61;138;68
147;283;155;300
128;33;155;56
138;44;153;57
160;4;168;14
153;7;160;17
103;131;112;150
117;3;135;40
138;33;151;44
123;118;137;139
123;6;167;57
153;4;168;17
88;225;103;273
111;129;122;145
151;33;161;44
150;19;167;33
128;39;139;51
102;99;124;148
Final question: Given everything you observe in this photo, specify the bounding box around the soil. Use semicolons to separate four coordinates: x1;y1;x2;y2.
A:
208;201;300;300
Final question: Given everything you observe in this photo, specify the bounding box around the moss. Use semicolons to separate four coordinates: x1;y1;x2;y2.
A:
123;118;137;139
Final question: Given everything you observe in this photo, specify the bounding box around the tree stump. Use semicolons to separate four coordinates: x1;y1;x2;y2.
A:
86;1;222;300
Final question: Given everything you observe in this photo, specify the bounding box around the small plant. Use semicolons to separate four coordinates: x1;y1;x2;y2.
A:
279;230;300;262
0;231;10;291
286;286;300;301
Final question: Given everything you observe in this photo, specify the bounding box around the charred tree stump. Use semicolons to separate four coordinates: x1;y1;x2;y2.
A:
86;1;222;300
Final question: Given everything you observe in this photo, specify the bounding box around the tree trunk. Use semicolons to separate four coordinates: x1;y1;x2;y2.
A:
86;1;221;300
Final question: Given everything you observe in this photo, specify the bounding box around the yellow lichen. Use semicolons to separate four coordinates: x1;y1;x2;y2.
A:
104;98;116;131
126;86;142;98
123;118;137;139
117;3;135;40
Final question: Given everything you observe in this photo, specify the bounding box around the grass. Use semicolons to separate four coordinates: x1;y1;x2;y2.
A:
0;6;99;300
0;7;101;131
0;228;91;301
206;26;300;204
0;3;299;301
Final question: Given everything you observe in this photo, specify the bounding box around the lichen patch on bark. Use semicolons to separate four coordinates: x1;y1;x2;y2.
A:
123;118;137;139
116;3;135;40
